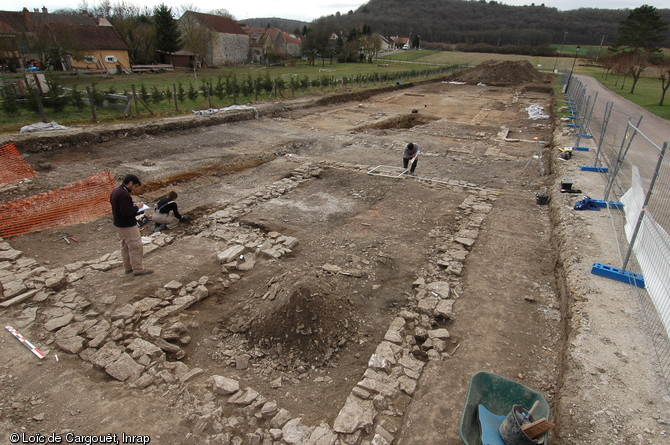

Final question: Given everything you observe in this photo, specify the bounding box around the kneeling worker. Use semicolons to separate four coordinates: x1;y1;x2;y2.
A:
152;191;189;232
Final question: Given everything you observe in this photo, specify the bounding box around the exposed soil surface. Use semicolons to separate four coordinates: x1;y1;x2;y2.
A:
1;61;668;445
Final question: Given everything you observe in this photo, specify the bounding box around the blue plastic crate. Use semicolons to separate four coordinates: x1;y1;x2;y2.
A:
579;165;609;173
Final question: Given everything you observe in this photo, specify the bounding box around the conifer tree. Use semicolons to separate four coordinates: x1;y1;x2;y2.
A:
153;4;182;54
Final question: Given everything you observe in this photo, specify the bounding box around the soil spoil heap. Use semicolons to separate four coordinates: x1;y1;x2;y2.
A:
447;59;550;86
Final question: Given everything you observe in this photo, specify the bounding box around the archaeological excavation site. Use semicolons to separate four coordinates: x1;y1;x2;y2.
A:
1;61;566;444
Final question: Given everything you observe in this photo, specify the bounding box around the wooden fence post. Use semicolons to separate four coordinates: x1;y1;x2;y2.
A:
131;84;154;116
32;89;48;123
131;85;139;113
207;81;212;108
86;86;98;123
124;92;132;117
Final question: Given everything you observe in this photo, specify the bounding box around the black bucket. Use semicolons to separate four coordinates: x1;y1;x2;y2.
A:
560;178;573;190
499;405;537;445
536;193;549;205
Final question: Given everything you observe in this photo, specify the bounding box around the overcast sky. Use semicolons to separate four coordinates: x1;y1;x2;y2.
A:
15;0;669;23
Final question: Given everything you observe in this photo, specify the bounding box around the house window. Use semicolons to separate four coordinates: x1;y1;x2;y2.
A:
83;55;97;64
104;55;117;63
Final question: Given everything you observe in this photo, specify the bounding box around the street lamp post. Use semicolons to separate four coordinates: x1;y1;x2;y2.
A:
564;45;581;93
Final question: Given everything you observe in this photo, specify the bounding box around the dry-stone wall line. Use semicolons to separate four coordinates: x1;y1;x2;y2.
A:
181;182;496;444
0;163;495;444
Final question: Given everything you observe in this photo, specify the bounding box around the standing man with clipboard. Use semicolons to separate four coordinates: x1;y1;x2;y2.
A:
110;174;153;277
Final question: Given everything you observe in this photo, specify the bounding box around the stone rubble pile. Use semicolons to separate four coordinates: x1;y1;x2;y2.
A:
0;233;176;308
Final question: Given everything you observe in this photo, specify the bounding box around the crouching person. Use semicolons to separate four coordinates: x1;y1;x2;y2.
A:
152;191;190;232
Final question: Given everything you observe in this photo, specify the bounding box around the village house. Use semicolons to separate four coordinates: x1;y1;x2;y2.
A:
246;27;282;64
245;27;302;64
179;11;249;66
0;7;130;73
380;35;396;51
390;36;410;50
282;32;302;57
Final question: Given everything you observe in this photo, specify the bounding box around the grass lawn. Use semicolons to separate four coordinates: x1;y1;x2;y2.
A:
579;65;670;120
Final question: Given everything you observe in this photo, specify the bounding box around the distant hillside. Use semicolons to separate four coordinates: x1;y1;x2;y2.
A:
240;17;308;33
310;0;670;47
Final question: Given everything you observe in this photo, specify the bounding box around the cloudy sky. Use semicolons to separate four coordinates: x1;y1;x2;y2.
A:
15;0;669;22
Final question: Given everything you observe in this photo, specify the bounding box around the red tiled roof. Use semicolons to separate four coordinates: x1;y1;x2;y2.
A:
36;13;96;26
283;32;302;44
265;28;281;40
185;11;247;35
0;11;31;33
0;20;17;34
245;27;265;36
48;23;129;50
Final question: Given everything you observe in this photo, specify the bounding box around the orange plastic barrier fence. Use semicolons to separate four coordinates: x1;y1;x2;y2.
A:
0;143;37;185
0;170;116;238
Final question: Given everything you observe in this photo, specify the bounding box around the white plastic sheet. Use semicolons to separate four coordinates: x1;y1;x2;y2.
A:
621;166;670;339
19;121;68;133
192;105;259;119
526;104;549;120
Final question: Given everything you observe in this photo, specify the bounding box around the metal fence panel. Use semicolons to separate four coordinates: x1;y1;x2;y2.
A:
565;76;670;394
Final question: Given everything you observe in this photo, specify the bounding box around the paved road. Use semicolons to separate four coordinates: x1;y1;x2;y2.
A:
571;74;669;193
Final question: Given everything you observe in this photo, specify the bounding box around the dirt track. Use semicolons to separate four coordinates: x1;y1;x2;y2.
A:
1;63;668;445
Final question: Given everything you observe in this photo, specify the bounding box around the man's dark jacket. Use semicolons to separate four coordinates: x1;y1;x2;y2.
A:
110;185;139;228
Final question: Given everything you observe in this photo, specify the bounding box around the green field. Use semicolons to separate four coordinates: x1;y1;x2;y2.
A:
580;66;670;120
1;48;668;134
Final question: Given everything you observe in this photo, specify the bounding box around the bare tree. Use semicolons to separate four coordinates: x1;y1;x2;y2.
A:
179;12;213;66
624;51;649;94
175;3;199;17
30;25;83;70
610;5;668;94
207;8;235;19
361;33;383;63
657;57;670;106
114;13;156;64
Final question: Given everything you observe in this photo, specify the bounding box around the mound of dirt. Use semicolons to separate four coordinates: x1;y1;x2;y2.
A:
446;59;550;86
353;113;440;132
231;272;362;366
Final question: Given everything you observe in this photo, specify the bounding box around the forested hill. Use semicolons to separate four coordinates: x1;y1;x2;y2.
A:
311;0;670;47
241;18;308;33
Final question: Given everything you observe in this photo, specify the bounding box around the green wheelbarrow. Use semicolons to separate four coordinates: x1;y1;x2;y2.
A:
459;371;551;445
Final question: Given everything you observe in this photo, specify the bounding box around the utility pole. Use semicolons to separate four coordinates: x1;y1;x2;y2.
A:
564;45;581;93
597;35;606;61
552;31;568;73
